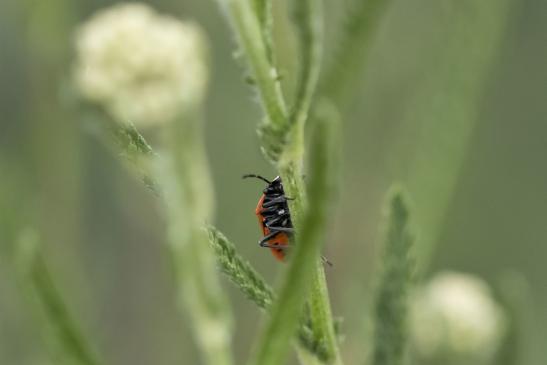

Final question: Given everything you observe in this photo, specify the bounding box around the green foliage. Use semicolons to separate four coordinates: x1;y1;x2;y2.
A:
371;188;414;365
1;0;522;364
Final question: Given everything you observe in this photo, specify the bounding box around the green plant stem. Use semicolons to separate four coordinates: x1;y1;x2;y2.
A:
222;0;288;129
299;103;343;365
219;0;290;162
251;0;273;62
307;262;339;364
16;230;102;365
290;0;323;130
319;0;392;107
281;12;336;361
371;188;414;365
156;114;233;365
249;108;340;365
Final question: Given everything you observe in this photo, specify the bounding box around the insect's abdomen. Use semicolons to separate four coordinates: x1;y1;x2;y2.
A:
266;231;288;261
255;194;288;261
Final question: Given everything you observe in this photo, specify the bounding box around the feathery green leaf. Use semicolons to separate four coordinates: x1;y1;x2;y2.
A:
371;187;414;365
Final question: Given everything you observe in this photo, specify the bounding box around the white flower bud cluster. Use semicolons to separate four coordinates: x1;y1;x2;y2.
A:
74;3;208;126
410;271;506;363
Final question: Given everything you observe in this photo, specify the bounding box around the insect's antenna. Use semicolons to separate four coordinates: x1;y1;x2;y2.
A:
242;174;271;184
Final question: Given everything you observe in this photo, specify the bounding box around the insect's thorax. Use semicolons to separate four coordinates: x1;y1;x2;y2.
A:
260;182;293;231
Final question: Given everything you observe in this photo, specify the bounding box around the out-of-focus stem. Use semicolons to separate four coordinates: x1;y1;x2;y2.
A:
156;113;233;365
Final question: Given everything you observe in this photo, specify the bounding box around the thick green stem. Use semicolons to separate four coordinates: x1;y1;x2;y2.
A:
156;115;233;365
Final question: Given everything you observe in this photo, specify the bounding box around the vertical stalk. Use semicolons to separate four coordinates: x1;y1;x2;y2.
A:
249;106;341;365
222;0;288;129
156;113;233;365
279;102;342;365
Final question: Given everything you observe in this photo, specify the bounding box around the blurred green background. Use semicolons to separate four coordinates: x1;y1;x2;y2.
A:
1;0;546;364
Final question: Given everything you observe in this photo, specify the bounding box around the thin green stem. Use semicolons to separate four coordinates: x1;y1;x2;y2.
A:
371;188;414;365
300;103;343;365
222;0;288;125
251;0;274;63
308;262;340;364
290;0;323;130
249;105;339;365
16;230;102;365
156;114;233;365
219;0;289;162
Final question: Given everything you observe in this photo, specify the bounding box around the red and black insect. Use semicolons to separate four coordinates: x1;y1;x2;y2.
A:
244;174;333;266
243;174;293;261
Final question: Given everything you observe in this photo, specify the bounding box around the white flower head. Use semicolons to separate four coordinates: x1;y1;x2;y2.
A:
74;2;208;126
410;271;506;362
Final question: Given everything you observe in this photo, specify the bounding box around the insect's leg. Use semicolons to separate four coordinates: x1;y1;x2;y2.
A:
259;241;289;249
262;196;288;208
258;231;281;247
322;256;334;267
264;213;291;227
264;225;294;233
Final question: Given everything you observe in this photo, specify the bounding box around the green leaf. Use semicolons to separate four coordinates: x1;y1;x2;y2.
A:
371;187;414;365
